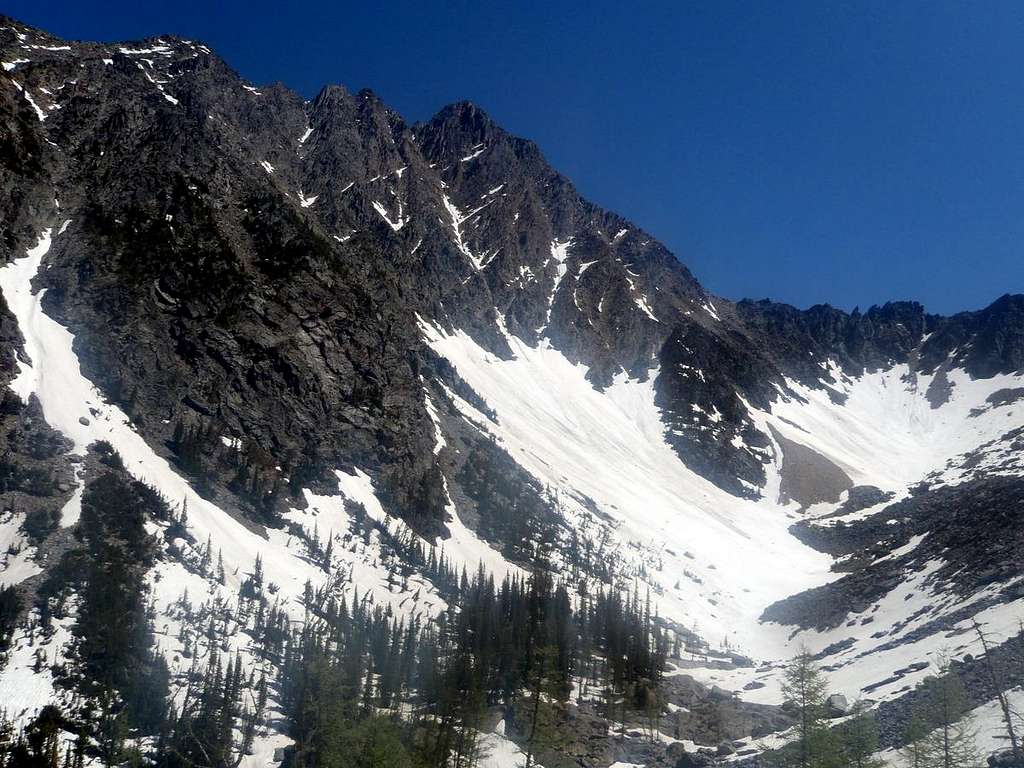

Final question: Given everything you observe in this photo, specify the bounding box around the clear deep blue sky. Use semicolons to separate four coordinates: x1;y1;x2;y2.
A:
11;1;1024;314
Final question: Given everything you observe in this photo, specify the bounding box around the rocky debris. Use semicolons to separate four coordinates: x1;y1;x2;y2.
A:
770;475;1024;631
895;661;930;676
830;485;894;518
657;660;796;749
771;425;853;509
872;638;1024;751
674;749;718;767
811;638;857;661
971;387;1024;417
988;748;1024;767
935;425;1024;486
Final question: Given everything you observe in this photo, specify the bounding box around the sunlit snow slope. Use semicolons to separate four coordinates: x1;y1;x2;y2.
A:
421;314;1024;706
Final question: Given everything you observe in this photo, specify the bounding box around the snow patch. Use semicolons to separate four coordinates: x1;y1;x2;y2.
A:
372;199;408;231
460;143;486;162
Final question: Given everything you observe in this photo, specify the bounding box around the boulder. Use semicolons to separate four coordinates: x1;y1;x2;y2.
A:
988;748;1024;767
826;693;850;717
676;750;717;768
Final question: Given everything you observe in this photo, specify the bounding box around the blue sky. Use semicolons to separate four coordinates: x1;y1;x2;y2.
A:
11;1;1024;314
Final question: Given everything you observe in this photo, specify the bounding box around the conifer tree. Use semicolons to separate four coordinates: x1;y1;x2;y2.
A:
972;619;1022;765
839;701;884;768
775;647;839;768
900;714;930;768
919;654;983;768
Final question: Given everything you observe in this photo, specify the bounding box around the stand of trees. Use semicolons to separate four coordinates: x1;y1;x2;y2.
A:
280;567;667;768
0;566;667;768
1;453;669;768
770;646;885;768
900;653;984;768
774;635;1024;768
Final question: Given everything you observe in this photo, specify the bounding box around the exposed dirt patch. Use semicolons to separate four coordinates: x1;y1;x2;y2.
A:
770;425;852;509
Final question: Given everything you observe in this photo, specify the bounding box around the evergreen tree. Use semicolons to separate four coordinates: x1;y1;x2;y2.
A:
918;654;983;768
839;701;884;768
972;620;1022;765
774;647;839;768
900;714;930;768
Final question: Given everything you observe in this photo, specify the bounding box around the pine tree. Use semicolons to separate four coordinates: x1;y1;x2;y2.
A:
21;706;64;768
0;710;14;768
839;701;884;768
919;653;983;768
522;645;565;767
900;714;930;768
775;647;835;768
972;619;1022;765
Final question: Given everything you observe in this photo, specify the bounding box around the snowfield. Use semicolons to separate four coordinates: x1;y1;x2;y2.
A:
419;313;1024;710
419;315;835;662
765;361;1024;490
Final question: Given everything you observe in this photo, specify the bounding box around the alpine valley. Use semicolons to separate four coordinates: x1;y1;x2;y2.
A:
0;15;1022;768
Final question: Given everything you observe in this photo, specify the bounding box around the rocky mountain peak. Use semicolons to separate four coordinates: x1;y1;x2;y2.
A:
420;99;500;148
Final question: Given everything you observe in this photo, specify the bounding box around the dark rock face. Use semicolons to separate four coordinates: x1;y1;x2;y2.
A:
655;321;777;495
829;485;894;518
0;16;712;528
1;12;1023;542
919;294;1024;377
764;475;1024;630
0;388;77;626
735;300;931;381
0;73;56;256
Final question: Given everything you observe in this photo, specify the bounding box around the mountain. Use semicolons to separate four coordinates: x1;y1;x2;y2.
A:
1;15;1022;768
